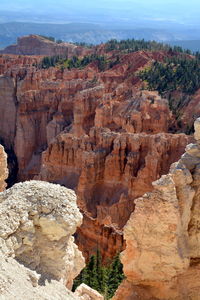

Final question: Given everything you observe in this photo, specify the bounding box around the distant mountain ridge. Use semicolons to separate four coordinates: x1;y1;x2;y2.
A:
168;40;200;52
1;22;200;52
0;22;190;49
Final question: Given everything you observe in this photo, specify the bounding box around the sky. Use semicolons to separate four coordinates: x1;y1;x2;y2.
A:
0;0;200;27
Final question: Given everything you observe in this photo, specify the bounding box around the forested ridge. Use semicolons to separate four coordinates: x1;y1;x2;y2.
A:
105;38;192;54
33;38;200;133
138;55;200;95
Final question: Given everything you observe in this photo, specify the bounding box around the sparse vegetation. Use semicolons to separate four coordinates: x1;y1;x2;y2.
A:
39;36;64;44
37;53;119;71
74;42;93;48
56;39;63;44
138;54;200;130
39;35;56;42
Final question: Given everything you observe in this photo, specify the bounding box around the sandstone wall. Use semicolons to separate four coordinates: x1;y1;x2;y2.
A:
38;127;190;260
113;118;200;300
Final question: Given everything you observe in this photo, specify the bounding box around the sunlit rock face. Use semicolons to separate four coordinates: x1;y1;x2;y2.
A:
75;283;104;300
0;181;106;299
0;181;85;292
0;144;8;192
113;118;200;300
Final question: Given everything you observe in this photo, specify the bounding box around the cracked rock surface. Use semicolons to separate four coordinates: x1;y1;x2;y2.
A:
0;180;85;299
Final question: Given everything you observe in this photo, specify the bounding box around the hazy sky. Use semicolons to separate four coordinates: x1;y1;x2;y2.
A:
1;0;199;10
0;0;199;27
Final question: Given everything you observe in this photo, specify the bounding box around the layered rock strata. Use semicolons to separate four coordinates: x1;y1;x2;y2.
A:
113;118;200;300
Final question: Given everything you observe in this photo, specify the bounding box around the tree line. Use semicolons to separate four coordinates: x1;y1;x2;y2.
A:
36;53;120;72
72;251;124;299
105;38;193;54
138;56;200;95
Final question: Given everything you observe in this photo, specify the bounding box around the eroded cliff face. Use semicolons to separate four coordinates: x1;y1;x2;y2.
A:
0;50;175;182
0;145;8;191
37;127;190;260
0;49;192;260
113;118;200;300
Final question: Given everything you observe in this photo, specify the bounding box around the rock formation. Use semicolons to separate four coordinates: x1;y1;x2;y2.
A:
0;180;84;286
0;145;8;191
0;49;193;260
113;118;200;300
0;257;80;300
0;179;104;299
37;127;190;260
0;48;195;261
0;50;179;182
75;284;104;300
0;35;91;57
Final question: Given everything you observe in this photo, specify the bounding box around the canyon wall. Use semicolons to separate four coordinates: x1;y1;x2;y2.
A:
0;50;179;182
113;118;200;300
37;128;190;260
0;49;193;260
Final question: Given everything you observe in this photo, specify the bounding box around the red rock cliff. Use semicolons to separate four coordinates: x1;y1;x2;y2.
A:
0;49;192;260
0;34;91;57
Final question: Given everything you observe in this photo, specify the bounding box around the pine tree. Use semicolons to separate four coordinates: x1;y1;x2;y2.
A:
106;253;125;299
72;251;124;299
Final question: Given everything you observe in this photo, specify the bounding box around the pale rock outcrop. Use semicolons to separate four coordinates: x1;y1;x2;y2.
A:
113;118;200;300
0;145;8;191
75;283;104;300
0;256;80;300
0;180;86;299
